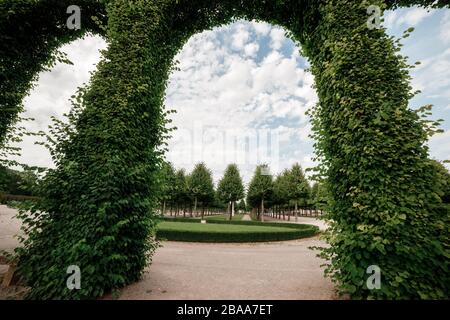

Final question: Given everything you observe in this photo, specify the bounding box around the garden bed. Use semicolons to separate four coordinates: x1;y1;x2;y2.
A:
156;219;319;242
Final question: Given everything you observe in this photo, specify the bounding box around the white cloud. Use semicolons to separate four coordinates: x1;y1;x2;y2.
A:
244;43;259;57
428;130;450;165
270;28;285;50
440;11;450;44
165;21;317;182
231;24;250;50
411;48;450;99
251;20;271;36
10;36;107;169
383;7;436;29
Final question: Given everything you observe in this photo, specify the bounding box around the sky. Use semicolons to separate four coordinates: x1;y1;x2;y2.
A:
10;6;450;185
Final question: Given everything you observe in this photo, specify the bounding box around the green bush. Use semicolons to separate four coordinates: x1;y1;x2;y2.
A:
0;193;39;204
157;220;319;242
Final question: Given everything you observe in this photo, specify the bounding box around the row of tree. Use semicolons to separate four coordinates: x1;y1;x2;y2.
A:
247;163;326;221
0;165;38;196
158;161;327;220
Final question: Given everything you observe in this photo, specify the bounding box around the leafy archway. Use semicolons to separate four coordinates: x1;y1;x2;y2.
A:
1;0;448;299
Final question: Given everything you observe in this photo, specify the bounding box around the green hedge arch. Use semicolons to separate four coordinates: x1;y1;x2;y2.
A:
0;0;449;299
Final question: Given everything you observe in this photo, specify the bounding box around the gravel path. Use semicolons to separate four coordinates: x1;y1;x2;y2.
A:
0;205;22;253
0;205;337;300
112;238;337;300
263;215;329;231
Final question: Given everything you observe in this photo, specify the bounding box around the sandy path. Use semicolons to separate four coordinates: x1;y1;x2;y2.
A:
0;205;336;300
0;205;22;253
115;238;336;300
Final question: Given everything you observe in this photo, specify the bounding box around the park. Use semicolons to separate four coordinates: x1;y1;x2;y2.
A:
0;0;449;301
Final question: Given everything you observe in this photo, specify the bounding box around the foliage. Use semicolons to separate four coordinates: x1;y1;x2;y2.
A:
305;0;449;299
187;163;215;208
0;166;39;196
285;163;310;206
7;0;168;299
272;169;290;208
247;164;273;209
430;160;450;204
236;199;247;212
173;168;190;208
309;181;329;210
217;164;245;203
158;161;176;210
1;0;449;299
217;164;245;219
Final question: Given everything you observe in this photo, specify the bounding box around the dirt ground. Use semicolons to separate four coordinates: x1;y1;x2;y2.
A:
0;205;337;300
113;238;337;300
0;205;21;253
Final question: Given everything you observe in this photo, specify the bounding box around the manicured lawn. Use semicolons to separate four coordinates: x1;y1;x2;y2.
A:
159;221;292;233
204;214;245;221
156;220;319;242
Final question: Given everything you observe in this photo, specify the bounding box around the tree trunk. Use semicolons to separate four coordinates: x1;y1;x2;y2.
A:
231;200;235;217
193;197;197;217
260;198;264;222
295;201;298;222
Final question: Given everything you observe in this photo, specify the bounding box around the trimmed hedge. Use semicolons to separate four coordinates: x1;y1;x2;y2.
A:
157;219;319;242
0;193;40;204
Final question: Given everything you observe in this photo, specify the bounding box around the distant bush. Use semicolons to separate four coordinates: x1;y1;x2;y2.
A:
0;193;39;204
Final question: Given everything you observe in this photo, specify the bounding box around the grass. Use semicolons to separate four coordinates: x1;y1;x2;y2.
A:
204;214;245;221
156;219;319;242
159;221;293;233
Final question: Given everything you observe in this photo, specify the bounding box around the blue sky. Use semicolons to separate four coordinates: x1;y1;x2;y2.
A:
12;6;450;184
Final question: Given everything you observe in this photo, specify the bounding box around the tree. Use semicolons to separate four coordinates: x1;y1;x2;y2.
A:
159;162;176;215
173;169;189;217
310;182;319;207
430;160;450;204
0;166;39;196
273;170;290;220
247;164;273;221
236;199;247;213
187;163;215;219
217;164;245;220
310;181;328;212
286;163;310;221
